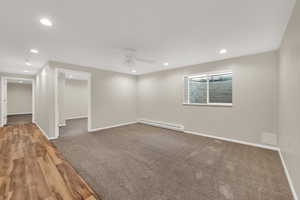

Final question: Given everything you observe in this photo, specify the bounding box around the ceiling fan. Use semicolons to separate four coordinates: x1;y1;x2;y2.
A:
123;48;156;67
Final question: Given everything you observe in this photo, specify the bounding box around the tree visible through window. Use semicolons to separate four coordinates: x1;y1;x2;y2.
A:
185;72;232;105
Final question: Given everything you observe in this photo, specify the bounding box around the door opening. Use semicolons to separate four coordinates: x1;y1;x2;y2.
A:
54;69;91;138
1;77;35;126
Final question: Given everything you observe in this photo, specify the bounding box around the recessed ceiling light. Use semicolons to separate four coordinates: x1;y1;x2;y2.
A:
25;62;32;66
132;69;137;73
163;62;169;66
18;81;23;83
219;49;227;54
24;70;29;73
40;18;53;27
30;49;39;54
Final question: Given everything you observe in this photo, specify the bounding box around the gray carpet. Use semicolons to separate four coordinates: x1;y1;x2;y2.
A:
59;117;88;137
7;114;32;125
53;122;293;200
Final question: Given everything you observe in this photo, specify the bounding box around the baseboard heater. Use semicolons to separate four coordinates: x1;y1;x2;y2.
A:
138;119;184;131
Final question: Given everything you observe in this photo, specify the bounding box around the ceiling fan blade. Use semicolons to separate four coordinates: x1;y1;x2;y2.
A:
135;57;156;64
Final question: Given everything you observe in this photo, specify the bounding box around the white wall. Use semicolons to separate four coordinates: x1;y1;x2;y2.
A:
7;82;32;115
278;0;300;198
58;76;88;125
0;73;34;126
58;72;66;125
49;61;137;131
137;51;278;146
35;65;55;138
34;61;137;138
64;79;88;119
36;53;277;144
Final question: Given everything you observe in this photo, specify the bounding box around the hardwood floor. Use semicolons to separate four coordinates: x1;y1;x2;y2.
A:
0;123;99;200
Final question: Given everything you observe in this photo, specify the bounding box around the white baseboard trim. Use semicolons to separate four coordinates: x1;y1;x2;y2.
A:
137;119;278;151
8;112;32;116
184;130;279;151
185;129;297;198
34;122;58;140
88;121;137;132
278;150;299;200
65;115;88;120
48;136;59;140
138;119;184;131
34;122;48;138
38;117;297;199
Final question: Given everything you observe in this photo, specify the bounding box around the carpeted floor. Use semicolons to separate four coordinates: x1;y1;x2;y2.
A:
53;122;293;200
7;114;32;125
59;117;88;137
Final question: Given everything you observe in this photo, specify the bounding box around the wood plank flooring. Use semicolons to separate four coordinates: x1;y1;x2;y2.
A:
0;123;99;200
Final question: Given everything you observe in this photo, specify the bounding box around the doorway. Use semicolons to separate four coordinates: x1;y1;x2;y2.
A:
1;77;35;126
54;68;91;138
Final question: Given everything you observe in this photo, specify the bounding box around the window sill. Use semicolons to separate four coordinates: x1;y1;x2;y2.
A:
182;103;233;107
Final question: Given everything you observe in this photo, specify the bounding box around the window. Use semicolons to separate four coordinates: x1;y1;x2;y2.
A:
184;71;232;106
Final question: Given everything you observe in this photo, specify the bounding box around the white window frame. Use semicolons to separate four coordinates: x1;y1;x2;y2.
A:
183;71;233;107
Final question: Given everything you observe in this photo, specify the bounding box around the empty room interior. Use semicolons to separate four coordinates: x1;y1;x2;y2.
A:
0;0;299;199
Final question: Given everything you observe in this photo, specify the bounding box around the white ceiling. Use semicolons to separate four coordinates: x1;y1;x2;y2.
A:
0;0;295;75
